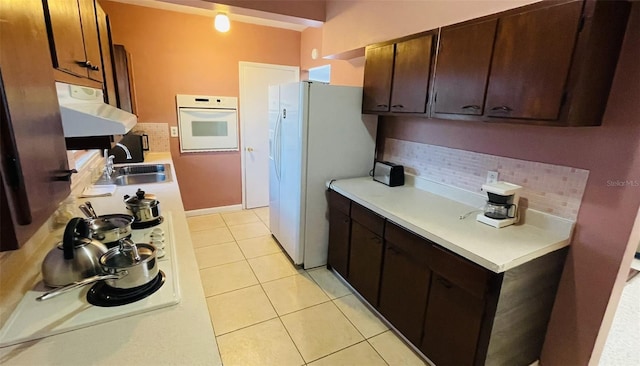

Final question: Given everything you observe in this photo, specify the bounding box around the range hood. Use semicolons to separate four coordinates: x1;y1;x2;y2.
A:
56;82;137;137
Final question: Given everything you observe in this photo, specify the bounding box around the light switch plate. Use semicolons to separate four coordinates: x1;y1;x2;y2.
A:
170;127;179;137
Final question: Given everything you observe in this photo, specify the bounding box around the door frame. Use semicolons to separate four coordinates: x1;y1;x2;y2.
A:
239;61;299;209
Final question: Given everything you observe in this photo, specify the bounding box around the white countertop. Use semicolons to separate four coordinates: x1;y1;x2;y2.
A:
0;153;221;365
329;177;574;273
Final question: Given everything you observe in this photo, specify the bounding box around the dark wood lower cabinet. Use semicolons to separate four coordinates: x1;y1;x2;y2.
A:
327;190;567;366
348;221;384;306
378;221;434;345
421;274;485;366
378;242;431;345
327;209;350;278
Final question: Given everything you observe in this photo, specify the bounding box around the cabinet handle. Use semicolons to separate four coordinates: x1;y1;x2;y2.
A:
53;169;78;182
376;104;388;108
391;104;404;109
437;277;453;289
490;106;513;112
343;219;349;224
387;245;399;255
461;105;481;110
76;60;100;71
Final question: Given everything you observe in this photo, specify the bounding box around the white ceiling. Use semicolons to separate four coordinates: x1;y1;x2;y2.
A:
107;0;315;31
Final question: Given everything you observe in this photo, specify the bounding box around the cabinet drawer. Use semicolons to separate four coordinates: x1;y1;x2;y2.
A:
328;190;351;215
384;221;434;267
429;245;492;299
350;202;384;237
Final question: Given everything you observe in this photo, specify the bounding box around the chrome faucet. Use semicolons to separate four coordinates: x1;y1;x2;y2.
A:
103;149;115;179
115;143;133;160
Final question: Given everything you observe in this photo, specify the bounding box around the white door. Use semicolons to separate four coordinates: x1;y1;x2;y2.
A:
239;62;299;209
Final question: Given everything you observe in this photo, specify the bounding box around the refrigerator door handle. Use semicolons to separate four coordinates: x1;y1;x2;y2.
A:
274;111;282;181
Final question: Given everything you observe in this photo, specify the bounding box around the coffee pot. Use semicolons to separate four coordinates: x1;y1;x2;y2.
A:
477;182;522;228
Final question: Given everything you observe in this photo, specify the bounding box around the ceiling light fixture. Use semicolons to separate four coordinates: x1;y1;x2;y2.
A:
214;13;230;33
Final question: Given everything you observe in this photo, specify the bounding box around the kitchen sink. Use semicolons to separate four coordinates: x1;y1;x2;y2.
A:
95;164;173;186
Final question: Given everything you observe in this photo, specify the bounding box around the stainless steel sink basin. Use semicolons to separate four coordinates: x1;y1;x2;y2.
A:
95;164;173;186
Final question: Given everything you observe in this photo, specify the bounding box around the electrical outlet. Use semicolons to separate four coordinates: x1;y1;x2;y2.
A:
170;127;179;137
486;171;499;184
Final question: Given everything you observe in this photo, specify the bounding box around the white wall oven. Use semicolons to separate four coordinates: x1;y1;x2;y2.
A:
176;94;239;152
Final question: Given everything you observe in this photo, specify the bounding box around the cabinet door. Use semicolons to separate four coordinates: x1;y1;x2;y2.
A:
79;0;103;82
432;20;497;116
378;242;431;346
113;45;135;113
420;274;485;366
44;0;87;77
379;222;434;346
1;0;71;250
390;35;433;113
96;3;117;105
362;44;394;112
348;221;384;306
328;209;350;278
484;1;583;120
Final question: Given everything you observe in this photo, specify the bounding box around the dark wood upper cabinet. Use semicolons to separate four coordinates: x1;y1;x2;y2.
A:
390;35;434;113
362;44;394;112
432;19;497;116
113;44;137;114
43;0;103;84
1;0;71;251
95;3;117;106
364;0;631;126
484;1;582;120
363;32;435;114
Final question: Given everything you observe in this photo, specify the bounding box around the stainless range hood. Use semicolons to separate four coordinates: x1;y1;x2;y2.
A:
56;82;137;137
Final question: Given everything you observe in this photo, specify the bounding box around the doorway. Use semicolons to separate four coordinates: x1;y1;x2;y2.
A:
239;62;299;209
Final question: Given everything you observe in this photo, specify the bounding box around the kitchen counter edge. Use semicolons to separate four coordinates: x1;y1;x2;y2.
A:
328;177;573;273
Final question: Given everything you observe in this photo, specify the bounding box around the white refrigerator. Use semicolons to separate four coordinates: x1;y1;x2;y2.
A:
268;81;377;269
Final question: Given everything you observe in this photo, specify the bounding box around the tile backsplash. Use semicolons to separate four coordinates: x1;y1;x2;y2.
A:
131;122;170;152
383;138;589;221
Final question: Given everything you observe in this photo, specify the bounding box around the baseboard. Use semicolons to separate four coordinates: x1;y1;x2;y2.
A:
185;204;243;217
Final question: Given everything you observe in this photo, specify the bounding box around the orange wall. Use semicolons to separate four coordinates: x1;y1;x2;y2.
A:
100;1;300;210
300;26;364;86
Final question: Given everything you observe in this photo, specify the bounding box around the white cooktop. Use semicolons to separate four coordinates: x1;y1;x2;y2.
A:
0;213;181;348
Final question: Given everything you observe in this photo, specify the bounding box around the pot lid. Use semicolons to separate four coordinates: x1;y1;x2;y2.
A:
86;214;134;231
124;188;158;207
101;242;155;268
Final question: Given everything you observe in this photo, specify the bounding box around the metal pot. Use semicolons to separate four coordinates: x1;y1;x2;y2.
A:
124;189;161;223
41;218;109;287
36;239;158;301
86;214;134;245
101;241;158;289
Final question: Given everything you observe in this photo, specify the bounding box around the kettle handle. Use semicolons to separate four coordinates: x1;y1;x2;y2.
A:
62;218;91;260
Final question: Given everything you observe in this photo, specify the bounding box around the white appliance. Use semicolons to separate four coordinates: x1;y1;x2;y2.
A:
0;213;181;347
477;182;523;228
269;81;377;269
56;82;137;137
176;94;239;152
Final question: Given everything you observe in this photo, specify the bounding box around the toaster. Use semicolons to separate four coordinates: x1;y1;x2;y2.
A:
373;161;404;187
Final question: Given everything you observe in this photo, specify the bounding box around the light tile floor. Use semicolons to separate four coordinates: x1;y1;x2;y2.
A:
189;208;427;366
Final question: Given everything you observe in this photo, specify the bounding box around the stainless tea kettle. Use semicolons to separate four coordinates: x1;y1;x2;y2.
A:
41;218;109;287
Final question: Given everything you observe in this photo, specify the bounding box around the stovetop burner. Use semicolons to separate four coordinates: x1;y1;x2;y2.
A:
87;271;166;307
132;216;164;230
